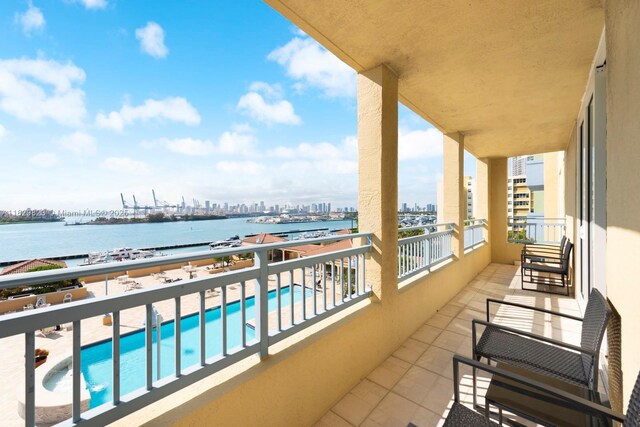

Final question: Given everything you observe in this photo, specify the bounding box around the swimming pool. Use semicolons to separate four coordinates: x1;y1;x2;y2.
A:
81;285;309;407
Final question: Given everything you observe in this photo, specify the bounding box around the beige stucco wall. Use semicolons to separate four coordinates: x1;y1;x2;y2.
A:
604;0;640;407
489;158;523;264
543;152;560;218
0;287;87;314
564;129;577;246
118;247;490;427
563;129;578;293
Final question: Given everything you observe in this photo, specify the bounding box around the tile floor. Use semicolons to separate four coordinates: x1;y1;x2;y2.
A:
315;263;586;427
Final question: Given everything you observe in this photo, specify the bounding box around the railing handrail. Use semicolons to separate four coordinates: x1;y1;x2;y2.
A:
464;218;486;226
1;233;374;426
508;217;566;222
0;232;372;290
0;243;373;339
398;228;453;244
398;222;453;233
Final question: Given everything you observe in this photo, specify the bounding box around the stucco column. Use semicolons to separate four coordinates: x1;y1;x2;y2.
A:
477;158;489;243
357;64;398;303
443;132;465;258
489;157;522;263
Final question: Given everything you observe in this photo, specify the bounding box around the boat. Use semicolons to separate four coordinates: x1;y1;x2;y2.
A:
209;236;242;250
82;247;158;265
292;230;332;240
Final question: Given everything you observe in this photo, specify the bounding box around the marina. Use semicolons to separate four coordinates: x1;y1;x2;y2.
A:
0;217;354;267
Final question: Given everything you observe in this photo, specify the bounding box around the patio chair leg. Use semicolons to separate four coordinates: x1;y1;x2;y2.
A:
472;365;478;409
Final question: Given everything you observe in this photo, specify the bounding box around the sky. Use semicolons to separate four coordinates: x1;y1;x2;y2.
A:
0;0;476;211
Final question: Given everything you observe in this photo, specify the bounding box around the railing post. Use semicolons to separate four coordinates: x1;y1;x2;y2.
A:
255;249;270;359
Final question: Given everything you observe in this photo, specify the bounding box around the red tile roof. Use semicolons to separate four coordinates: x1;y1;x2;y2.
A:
0;259;67;276
285;244;323;255
241;233;288;245
335;229;352;235
304;239;353;257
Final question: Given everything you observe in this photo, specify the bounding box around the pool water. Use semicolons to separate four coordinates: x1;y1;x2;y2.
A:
81;285;309;407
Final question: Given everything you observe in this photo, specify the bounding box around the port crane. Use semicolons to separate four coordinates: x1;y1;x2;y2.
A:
152;189;177;209
120;193;154;214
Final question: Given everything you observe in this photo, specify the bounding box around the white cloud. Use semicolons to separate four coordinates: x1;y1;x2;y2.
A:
16;2;45;35
163;138;215;156
135;22;168;59
268;37;356;98
29;152;58;167
248;82;283;99
57;131;96;155
269;136;356;160
148;128;255;157
0;58;87;127
218;130;255;155
70;0;108;10
216;161;266;175
96;97;200;131
0;124;6;141
101;157;150;174
237;82;301;126
398;128;443;161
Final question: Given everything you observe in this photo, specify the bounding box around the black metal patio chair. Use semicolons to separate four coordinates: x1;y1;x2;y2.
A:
472;288;610;392
443;355;638;427
521;240;573;295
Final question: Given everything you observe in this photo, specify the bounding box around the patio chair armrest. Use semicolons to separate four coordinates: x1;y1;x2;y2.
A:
524;243;560;249
471;319;595;357
522;252;563;262
485;298;583;322
522;245;562;254
451;355;625;423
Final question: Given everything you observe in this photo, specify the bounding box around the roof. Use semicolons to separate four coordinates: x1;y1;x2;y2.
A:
0;259;67;276
265;0;604;157
304;239;353;257
285;244;323;255
241;233;288;245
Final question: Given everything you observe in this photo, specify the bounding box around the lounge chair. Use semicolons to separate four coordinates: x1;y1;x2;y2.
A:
39;326;55;337
443;355;638;426
472;288;610;392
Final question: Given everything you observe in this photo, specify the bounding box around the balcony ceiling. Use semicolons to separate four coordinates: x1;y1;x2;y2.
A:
265;0;604;158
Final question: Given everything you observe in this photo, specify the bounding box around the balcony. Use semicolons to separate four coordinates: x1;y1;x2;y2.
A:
316;263;585;426
3;0;640;425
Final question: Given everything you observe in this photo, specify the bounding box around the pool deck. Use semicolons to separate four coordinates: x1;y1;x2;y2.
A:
0;263;336;426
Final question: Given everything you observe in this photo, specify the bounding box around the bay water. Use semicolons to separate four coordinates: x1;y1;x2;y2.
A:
0;217;355;265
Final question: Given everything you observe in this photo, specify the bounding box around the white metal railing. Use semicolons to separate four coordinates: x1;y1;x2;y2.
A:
0;233;371;426
507;217;565;244
397;223;454;281
464;219;486;250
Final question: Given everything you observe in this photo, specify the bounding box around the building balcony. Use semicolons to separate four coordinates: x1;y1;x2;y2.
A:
3;0;640;424
316;263;585;427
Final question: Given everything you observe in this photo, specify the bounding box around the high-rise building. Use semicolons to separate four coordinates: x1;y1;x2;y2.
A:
510;155;534;176
464;176;475;219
